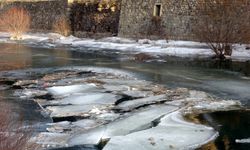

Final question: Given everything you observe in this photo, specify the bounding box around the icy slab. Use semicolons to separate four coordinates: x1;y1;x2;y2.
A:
104;111;217;150
117;94;169;111
236;138;250;143
73;119;101;129
192;100;241;112
32;132;70;148
121;90;154;98
46;84;97;96
68;105;178;146
95;112;120;122
187;90;209;101
52;93;122;105
47;104;108;118
103;84;130;92
46;121;71;133
100;79;152;87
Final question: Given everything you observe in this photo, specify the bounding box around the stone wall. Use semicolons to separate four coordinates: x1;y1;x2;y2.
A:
118;0;199;40
0;0;68;31
69;0;121;37
118;0;250;40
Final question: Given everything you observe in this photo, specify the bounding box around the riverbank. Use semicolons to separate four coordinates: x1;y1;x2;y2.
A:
0;32;250;61
0;67;243;149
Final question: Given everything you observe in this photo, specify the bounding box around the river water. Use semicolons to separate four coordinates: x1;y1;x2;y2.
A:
0;43;249;149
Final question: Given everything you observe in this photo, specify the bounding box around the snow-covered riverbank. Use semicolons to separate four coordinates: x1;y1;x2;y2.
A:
0;32;250;61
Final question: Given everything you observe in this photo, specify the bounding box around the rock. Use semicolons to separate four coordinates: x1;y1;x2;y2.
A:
103;111;217;150
134;53;154;61
14;80;39;86
41;71;80;81
116;94;170;111
68;105;178;146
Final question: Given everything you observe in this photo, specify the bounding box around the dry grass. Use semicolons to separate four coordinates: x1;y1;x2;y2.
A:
0;7;30;40
0;103;37;150
53;16;71;37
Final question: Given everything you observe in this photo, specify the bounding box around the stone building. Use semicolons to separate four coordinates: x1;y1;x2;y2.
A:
118;0;250;40
118;0;200;40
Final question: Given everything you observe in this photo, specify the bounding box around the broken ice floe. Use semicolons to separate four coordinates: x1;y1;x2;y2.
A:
72;119;101;129
31;132;70;148
103;111;218;150
50;93;121;105
47;104;109;118
68;105;178;146
4;67;244;149
185;100;242;114
116;94;169;111
121;90;154;98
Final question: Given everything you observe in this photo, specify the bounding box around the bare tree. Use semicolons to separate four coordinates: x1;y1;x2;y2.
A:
192;0;250;59
0;7;30;40
0;102;36;150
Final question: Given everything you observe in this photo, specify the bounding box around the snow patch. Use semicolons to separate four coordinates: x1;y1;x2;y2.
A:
46;84;97;96
235;138;250;143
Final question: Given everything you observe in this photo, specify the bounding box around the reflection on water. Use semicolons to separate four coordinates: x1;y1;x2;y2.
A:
198;111;250;150
0;44;32;71
0;89;51;126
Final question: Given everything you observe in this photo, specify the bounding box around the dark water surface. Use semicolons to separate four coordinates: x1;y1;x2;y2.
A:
0;43;249;149
198;111;250;150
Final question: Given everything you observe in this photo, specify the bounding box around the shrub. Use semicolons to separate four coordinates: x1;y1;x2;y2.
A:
53;16;71;37
192;0;250;59
0;103;36;150
0;7;30;40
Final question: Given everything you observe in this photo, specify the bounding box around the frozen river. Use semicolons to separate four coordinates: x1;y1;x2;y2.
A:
0;43;249;149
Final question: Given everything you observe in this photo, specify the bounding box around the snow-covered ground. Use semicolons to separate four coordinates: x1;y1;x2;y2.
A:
0;32;250;61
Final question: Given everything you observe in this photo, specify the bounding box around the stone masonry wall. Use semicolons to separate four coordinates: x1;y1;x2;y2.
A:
0;0;68;31
118;0;250;40
69;0;121;36
118;0;199;40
